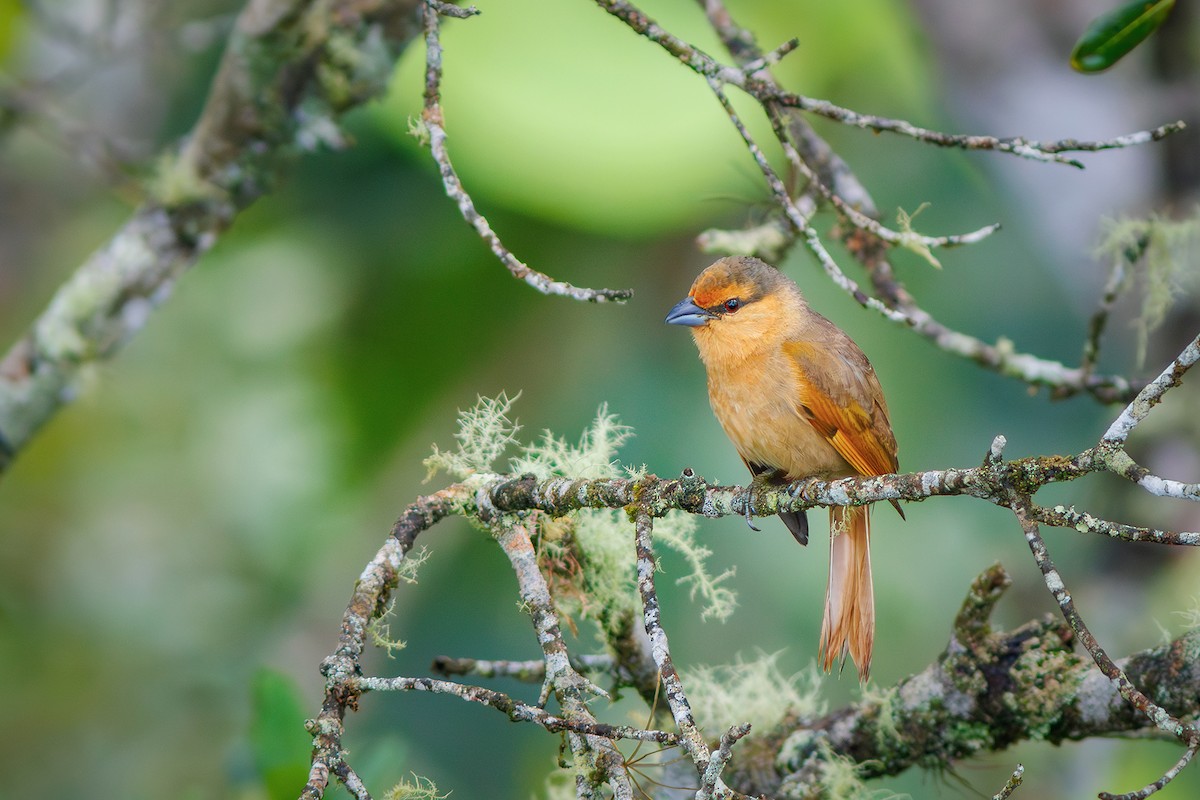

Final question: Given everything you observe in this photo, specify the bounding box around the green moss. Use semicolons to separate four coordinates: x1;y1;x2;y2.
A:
147;152;227;208
686;654;824;735
943;719;992;753
320;24;396;108
1005;647;1082;741
383;773;447;800
860;685;903;750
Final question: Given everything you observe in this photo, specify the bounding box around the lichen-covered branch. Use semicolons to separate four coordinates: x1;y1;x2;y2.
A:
749;565;1200;798
308;476;1199;798
303;484;466;800
0;0;425;477
431;652;615;681
356;674;678;744
1103;334;1200;444
993;764;1025;800
1011;496;1200;799
632;505;731;795
492;518;634;797
305;334;1198;798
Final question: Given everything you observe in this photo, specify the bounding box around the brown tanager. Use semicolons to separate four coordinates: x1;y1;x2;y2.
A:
666;256;902;680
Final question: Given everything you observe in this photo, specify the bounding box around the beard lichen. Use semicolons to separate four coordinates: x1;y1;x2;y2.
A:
425;395;738;634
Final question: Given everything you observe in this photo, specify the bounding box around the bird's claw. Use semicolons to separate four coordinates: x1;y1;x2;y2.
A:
742;487;761;531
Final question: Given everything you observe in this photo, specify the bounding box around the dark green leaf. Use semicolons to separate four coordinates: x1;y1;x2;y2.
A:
250;668;312;800
1070;0;1175;73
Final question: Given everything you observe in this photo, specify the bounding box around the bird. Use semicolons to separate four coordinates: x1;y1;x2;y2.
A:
665;255;902;680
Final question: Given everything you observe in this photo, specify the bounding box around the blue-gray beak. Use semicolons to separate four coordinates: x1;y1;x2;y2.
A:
665;296;713;327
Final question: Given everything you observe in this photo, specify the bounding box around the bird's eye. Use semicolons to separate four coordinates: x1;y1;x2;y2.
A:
723;298;742;313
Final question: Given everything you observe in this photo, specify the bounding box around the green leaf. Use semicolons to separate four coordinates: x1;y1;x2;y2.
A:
250;668;312;800
0;0;24;64
1070;0;1175;73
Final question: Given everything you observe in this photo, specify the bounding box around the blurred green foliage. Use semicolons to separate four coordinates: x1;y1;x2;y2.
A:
251;669;312;800
0;1;1197;799
0;0;22;64
377;0;932;236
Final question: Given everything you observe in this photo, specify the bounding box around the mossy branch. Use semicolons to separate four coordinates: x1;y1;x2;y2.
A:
305;331;1200;798
763;569;1199;797
0;0;425;477
305;469;1200;798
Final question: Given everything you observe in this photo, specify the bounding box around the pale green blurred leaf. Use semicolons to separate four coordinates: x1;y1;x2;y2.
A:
250;669;311;800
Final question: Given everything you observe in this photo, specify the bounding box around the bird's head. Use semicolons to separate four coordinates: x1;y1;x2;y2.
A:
665;256;802;365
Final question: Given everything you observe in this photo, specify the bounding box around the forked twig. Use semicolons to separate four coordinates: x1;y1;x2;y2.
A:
1011;497;1200;799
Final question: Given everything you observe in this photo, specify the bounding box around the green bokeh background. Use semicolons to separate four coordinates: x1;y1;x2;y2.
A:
1;1;1197;798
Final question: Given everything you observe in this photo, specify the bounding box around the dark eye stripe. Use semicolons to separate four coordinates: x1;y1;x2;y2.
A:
699;294;757;316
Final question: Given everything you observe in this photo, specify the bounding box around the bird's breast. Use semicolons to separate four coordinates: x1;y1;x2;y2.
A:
705;353;850;480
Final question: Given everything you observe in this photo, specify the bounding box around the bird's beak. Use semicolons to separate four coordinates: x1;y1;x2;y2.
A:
665;296;713;328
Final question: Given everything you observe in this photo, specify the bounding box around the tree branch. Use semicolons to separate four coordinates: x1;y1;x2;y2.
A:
0;0;425;477
357;673;678;744
431;652;615;681
632;504;731;796
1011;495;1200;798
752;565;1200;797
492;517;635;797
305;332;1198;796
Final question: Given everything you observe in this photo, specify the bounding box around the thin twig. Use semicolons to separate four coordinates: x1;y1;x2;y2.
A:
358;674;679;744
632;502;729;794
419;0;632;303
1099;742;1199;800
697;723;752;800
595;0;1183;165
1011;497;1200;797
1102;334;1200;445
493;518;632;797
431;653;615;681
304;485;468;800
773;95;1185;168
1081;251;1134;380
1095;334;1200;501
992;764;1024;800
1028;503;1200;546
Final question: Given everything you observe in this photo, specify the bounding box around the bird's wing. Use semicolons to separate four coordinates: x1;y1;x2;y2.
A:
783;338;899;478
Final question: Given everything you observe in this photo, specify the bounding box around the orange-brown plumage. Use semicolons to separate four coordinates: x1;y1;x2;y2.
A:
666;256;901;680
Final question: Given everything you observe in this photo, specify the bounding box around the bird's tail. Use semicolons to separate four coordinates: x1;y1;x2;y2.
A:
819;504;874;681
